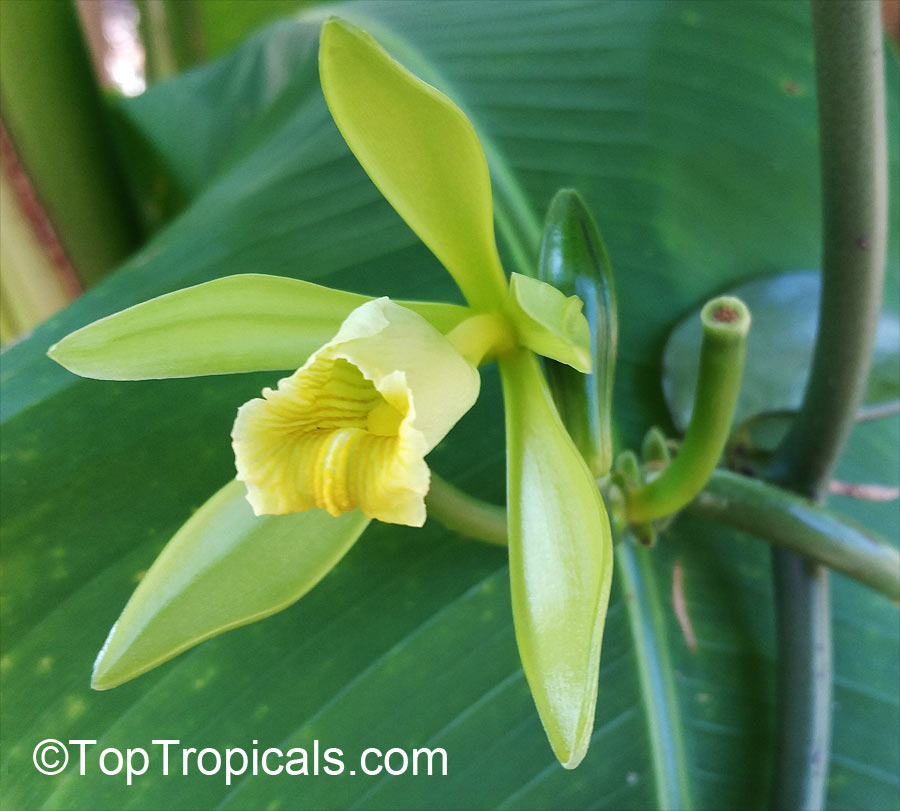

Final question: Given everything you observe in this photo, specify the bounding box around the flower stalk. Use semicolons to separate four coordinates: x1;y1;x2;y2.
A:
429;467;900;600
626;296;750;522
424;474;507;545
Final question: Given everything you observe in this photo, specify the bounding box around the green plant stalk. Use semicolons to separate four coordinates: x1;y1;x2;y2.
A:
627;297;750;522
0;0;140;287
161;0;207;72
425;474;507;545
617;542;693;811
425;470;899;600
766;2;888;809
768;7;888;495
689;470;899;601
770;552;832;810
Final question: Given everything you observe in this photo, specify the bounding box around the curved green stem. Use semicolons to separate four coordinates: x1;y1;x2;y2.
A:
767;6;888;494
689;470;900;601
425;473;507;545
627;296;750;522
427;467;900;599
765;3;888;809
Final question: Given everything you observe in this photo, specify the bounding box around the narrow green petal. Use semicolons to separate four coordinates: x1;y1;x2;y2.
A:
47;273;469;380
499;348;613;769
319;18;508;311
92;480;370;689
504;272;592;372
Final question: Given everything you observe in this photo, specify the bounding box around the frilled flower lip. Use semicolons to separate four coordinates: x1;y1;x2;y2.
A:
231;298;480;527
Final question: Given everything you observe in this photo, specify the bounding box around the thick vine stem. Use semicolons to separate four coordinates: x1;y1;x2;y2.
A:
627;296;749;522
689;470;900;601
766;3;888;809
768;7;888;494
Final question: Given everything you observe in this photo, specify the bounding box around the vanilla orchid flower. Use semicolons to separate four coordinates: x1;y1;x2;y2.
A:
232;297;479;525
47;17;613;770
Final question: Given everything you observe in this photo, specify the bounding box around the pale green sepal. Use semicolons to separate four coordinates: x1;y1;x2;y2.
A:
499;348;613;769
504;273;591;373
318;18;508;311
47;273;469;380
92;480;370;690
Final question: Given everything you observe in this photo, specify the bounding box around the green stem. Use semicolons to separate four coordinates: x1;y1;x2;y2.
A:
425;469;900;599
425;474;507;545
0;0;141;287
770;549;833;810
627;296;750;522
766;3;888;809
617;542;693;810
136;0;207;82
768;6;888;495
689;470;900;601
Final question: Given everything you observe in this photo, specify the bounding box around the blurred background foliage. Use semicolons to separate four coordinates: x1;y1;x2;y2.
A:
0;0;316;342
0;2;898;810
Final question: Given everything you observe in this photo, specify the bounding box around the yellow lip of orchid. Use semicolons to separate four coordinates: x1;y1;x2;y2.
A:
231;297;481;527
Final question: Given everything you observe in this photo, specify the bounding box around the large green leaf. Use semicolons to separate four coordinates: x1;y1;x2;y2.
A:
2;2;898;809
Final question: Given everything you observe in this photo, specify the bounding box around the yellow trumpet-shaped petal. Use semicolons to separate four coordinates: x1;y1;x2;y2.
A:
232;298;480;526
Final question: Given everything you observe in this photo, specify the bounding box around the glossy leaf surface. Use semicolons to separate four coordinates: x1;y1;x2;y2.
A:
93;480;370;689
49;274;469;380
2;3;898;809
500;348;613;769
